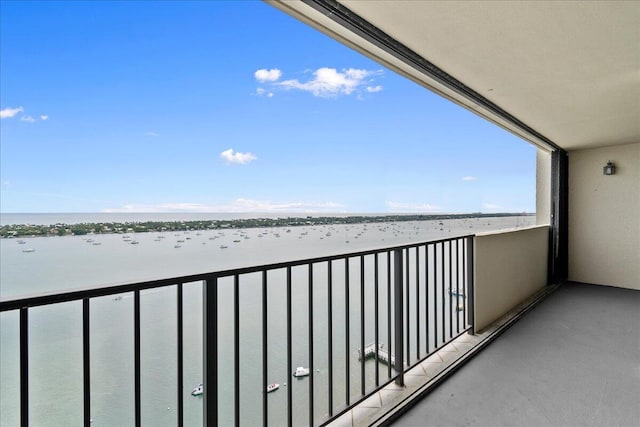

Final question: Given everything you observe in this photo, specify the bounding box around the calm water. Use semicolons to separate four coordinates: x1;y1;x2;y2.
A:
0;214;534;426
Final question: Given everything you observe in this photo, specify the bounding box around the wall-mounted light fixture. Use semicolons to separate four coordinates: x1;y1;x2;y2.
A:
603;161;616;175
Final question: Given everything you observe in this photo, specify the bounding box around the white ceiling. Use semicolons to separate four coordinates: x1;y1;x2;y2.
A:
271;1;640;152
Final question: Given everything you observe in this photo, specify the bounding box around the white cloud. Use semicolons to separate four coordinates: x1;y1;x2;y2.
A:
220;148;257;165
482;203;502;211
254;67;384;98
254;68;282;82
481;202;530;213
462;176;477;181
386;201;442;213
20;115;36;123
224;198;343;212
145;131;160;137
40;115;49;121
103;199;345;213
277;67;382;97
256;87;274;98
1;106;24;119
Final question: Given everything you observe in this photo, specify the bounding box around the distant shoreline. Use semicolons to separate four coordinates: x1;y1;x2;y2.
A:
0;212;533;238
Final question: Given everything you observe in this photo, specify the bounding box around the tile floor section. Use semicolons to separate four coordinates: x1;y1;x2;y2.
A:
326;333;482;427
326;288;551;427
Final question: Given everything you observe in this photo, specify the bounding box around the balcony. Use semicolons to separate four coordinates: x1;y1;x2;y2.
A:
1;224;564;426
1;1;638;426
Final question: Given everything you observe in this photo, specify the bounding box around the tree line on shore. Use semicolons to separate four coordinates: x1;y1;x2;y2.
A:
0;212;531;238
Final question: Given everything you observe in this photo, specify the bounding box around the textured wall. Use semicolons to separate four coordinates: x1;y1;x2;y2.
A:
536;149;551;225
568;142;640;289
474;225;549;332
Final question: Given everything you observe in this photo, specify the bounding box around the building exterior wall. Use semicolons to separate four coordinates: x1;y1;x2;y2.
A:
536;149;551;225
568;142;640;290
474;225;549;332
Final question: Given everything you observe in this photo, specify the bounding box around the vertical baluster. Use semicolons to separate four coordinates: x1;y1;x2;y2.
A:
308;264;314;427
441;243;445;344
433;244;438;349
286;267;293;427
467;237;475;334
405;249;410;366
203;277;218;426
387;251;392;380
327;261;333;417
83;299;91;427
449;241;453;341
344;258;350;405
360;256;365;397
463;238;467;330
456;239;461;335
177;285;183;427
134;290;141;427
234;275;240;427
393;249;404;386
374;253;379;387
425;244;430;355
20;308;28;427
262;271;268;427
415;246;420;361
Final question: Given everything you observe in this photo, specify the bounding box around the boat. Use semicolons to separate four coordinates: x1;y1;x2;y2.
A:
449;288;466;298
220;245;228;249
22;248;36;253
174;244;182;248
266;383;279;393
191;383;203;396
293;367;310;377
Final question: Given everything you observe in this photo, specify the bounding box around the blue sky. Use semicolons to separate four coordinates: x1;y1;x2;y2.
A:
0;1;536;214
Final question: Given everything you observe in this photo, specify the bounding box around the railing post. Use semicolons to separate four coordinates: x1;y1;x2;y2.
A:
134;290;141;427
83;299;91;427
177;284;184;427
203;278;218;426
466;237;475;335
20;308;28;427
393;249;404;386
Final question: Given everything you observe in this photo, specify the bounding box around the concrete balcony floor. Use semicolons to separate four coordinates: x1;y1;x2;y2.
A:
390;282;640;427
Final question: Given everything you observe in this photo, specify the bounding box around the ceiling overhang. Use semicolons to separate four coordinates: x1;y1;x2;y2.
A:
268;0;640;152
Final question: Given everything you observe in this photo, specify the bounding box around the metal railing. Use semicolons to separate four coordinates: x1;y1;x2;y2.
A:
0;235;474;427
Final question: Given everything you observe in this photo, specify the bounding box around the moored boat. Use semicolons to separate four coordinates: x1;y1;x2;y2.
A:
293;366;310;377
191;383;203;396
266;383;279;393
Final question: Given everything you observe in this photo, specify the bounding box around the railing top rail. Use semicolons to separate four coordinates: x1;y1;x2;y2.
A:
1;234;474;312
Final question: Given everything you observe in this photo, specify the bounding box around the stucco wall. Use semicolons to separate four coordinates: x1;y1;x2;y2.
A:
536;149;551;225
568;142;640;290
475;225;549;332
